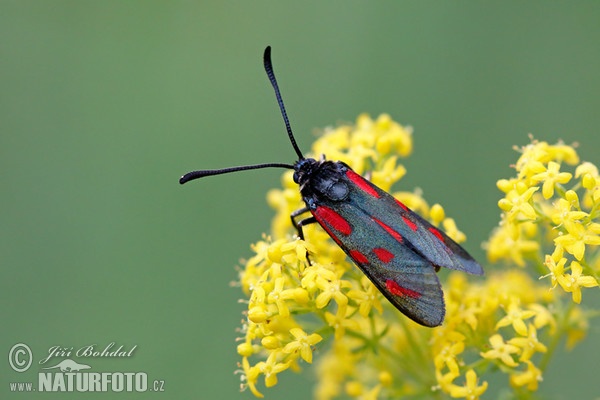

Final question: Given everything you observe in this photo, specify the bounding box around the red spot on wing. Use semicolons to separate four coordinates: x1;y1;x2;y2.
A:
386;280;421;299
345;170;380;198
428;227;445;243
313;206;352;236
402;215;418;231
395;198;409;211
349;249;368;264
373;218;403;243
373;248;394;263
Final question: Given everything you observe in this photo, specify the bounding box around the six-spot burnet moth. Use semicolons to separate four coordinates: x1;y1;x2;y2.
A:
180;46;483;327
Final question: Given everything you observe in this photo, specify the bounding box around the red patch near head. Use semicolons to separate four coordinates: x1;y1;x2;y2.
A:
373;248;394;263
402;215;418;231
373;218;403;243
313;206;352;236
428;227;445;243
385;280;421;299
349;249;368;264
345;170;380;198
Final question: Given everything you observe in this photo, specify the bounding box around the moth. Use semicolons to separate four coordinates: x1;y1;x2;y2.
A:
180;46;483;327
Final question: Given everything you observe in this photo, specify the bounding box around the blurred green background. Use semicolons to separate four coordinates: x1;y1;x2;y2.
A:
2;1;600;399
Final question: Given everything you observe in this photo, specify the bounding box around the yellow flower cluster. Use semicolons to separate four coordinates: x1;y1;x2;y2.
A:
489;138;600;302
235;116;597;399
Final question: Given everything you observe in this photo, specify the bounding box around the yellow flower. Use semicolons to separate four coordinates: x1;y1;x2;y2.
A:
543;254;567;289
370;113;413;157
435;370;460;394
496;299;536;336
256;352;290;388
575;161;599;179
550;197;588;232
530;161;572;199
370;156;406;192
545;142;579;165
486;223;539;267
448;369;488;399
555;261;599;303
515;149;547;183
282;328;323;363
480;334;520;367
529;303;556;333
240;357;264;398
233;118;596;399
554;221;600;260
434;332;465;376
510;360;543;391
514;140;578;183
497;183;539;221
267;278;307;317
497;177;520;193
347;277;383;317
315;270;353;309
324;305;360;340
508;324;548;362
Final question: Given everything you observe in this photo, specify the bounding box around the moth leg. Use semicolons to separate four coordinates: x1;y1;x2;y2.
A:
291;207;317;264
290;206;313;240
295;216;317;241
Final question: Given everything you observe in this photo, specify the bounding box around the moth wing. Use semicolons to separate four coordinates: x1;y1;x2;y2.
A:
312;200;445;327
369;262;445;327
345;170;483;275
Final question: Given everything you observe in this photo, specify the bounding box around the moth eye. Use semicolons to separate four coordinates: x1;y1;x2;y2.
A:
293;171;301;184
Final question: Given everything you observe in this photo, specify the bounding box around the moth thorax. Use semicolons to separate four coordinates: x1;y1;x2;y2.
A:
323;181;349;201
311;173;349;201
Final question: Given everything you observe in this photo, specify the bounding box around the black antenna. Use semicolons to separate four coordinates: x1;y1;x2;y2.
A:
263;46;305;160
179;46;300;185
179;163;294;184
